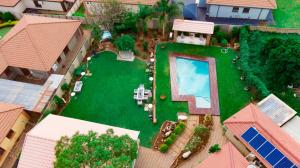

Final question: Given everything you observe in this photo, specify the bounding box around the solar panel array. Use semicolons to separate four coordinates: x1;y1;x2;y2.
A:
241;127;298;168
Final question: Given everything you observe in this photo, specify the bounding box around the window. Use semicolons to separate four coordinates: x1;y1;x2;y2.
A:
57;57;62;64
232;7;239;13
243;8;250;13
6;130;15;139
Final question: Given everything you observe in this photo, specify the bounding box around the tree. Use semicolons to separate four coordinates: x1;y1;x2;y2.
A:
54;130;138;168
137;5;154;34
209;144;221;153
1;12;15;22
114;35;135;51
260;38;300;90
154;0;180;38
114;11;138;33
89;0;127;31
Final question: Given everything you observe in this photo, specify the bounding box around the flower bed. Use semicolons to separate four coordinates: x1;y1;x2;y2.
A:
171;114;213;167
153;121;186;153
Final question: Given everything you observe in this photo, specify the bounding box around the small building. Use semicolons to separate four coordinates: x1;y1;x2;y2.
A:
83;0;159;15
0;0;77;18
0;15;89;85
224;104;300;167
0;102;30;167
197;142;249;168
18;114;140;168
172;19;214;45
194;0;277;24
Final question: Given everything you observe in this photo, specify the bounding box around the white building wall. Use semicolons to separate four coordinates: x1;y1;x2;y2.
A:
208;5;270;20
24;0;64;11
85;2;140;15
0;1;26;19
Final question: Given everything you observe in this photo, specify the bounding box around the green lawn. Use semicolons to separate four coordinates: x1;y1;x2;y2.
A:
156;43;252;122
273;0;300;28
0;26;12;37
61;51;159;147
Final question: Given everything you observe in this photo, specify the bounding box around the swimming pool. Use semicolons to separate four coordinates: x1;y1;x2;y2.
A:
176;57;211;108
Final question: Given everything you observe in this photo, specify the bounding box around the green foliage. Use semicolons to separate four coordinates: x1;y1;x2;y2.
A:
143;41;149;51
91;24;102;42
194;124;209;136
0;20;17;28
178;122;186;129
214;26;221;33
184;136;201;152
53;95;64;107
115;11;138;33
173;125;184;135
73;64;86;77
1;12;15;22
165;137;174;146
169;133;177;141
239;27;270;98
209;144;221;153
211;37;218;45
220;38;228;47
72;5;85;17
61;83;70;92
114;35;135;51
159;144;169;153
54;130;138;168
215;31;226;42
260;38;300;90
137;5;153;33
231;27;240;39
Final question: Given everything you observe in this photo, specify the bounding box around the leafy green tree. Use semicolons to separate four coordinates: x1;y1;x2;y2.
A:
54;130;138;168
137;5;153;34
115;11;138;33
1;12;15;22
114;35;135;51
209;144;221;153
261;38;300;90
154;0;180;38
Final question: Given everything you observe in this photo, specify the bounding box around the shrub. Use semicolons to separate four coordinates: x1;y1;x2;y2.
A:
214;25;221;33
220;38;228;47
1;12;15;22
215;31;226;42
73;64;86;77
184;136;201;152
209;144;221;153
174;125;184;135
159;144;169;153
142;41;148;51
178;122;186;129
231;27;240;39
0;20;17;28
194;124;209;136
169;133;177;141
165;137;174;146
211;37;218;45
61;83;69;91
53;95;64;107
114;35;135;51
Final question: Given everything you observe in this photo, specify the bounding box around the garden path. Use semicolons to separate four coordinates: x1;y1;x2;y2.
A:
168;115;199;159
135;147;174;168
179;116;228;168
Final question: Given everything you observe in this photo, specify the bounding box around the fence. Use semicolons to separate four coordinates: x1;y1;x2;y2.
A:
66;0;82;16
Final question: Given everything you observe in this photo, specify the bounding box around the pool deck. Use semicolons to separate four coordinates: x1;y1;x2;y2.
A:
169;53;220;115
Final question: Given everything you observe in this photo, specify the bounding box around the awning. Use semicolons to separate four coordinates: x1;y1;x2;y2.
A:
172;19;214;34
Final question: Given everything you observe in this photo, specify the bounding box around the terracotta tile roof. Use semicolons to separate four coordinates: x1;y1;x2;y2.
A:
173;19;214;34
197;142;248;168
18;115;140;168
207;0;277;9
83;0;159;5
224;104;300;167
0;15;81;74
0;102;24;143
0;0;21;7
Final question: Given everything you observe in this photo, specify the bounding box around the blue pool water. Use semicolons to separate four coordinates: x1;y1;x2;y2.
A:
176;57;211;108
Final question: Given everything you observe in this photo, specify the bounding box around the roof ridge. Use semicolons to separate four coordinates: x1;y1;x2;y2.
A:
0;106;23;113
25;25;48;71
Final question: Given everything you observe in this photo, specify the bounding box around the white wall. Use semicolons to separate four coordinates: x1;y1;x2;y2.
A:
85;2;140;15
208;5;270;20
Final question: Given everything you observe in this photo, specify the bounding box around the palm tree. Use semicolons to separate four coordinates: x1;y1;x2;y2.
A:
154;0;180;38
137;4;154;34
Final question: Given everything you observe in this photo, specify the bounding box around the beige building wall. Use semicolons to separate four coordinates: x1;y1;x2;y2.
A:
0;112;30;166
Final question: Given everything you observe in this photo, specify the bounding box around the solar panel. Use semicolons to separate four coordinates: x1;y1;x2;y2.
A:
274;157;294;168
249;134;266;150
257;141;275;157
241;127;258;142
242;127;297;168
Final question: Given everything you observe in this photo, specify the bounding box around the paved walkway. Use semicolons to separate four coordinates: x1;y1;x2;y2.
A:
168;115;199;158
135;147;174;168
179;116;228;168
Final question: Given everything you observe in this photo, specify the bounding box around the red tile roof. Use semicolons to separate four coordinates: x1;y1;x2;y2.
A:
224;104;300;167
0;0;21;7
83;0;159;5
197;142;248;168
0;102;24;142
207;0;277;9
172;19;214;34
0;15;81;74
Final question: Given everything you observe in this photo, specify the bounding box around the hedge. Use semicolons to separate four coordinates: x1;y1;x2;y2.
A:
0;20;18;28
239;27;270;98
159;144;169;153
